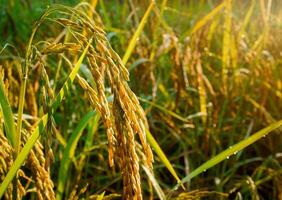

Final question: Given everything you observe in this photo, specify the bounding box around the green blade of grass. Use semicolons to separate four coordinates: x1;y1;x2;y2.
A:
0;114;48;197
173;119;282;189
146;129;185;189
84;113;100;150
0;71;17;148
56;111;96;200
97;191;105;200
238;0;255;38
99;0;111;28
0;40;91;198
181;1;225;39
122;0;155;65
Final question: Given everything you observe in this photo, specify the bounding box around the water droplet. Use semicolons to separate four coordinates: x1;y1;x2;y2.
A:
215;177;221;185
233;151;238;155
226;156;230;159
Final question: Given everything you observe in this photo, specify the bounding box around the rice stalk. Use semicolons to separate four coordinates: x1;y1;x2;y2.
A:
122;0;155;65
195;53;207;125
222;0;232;94
0;4;154;199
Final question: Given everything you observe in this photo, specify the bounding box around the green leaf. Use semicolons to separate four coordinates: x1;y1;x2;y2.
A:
56;111;96;200
146;129;185;189
0;72;17;148
122;1;155;65
97;191;105;200
174;119;282;189
181;1;226;38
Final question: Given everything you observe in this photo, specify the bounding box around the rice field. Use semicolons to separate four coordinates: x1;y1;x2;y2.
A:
0;0;282;199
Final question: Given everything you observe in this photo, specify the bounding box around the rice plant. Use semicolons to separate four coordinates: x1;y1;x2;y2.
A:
0;0;281;199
